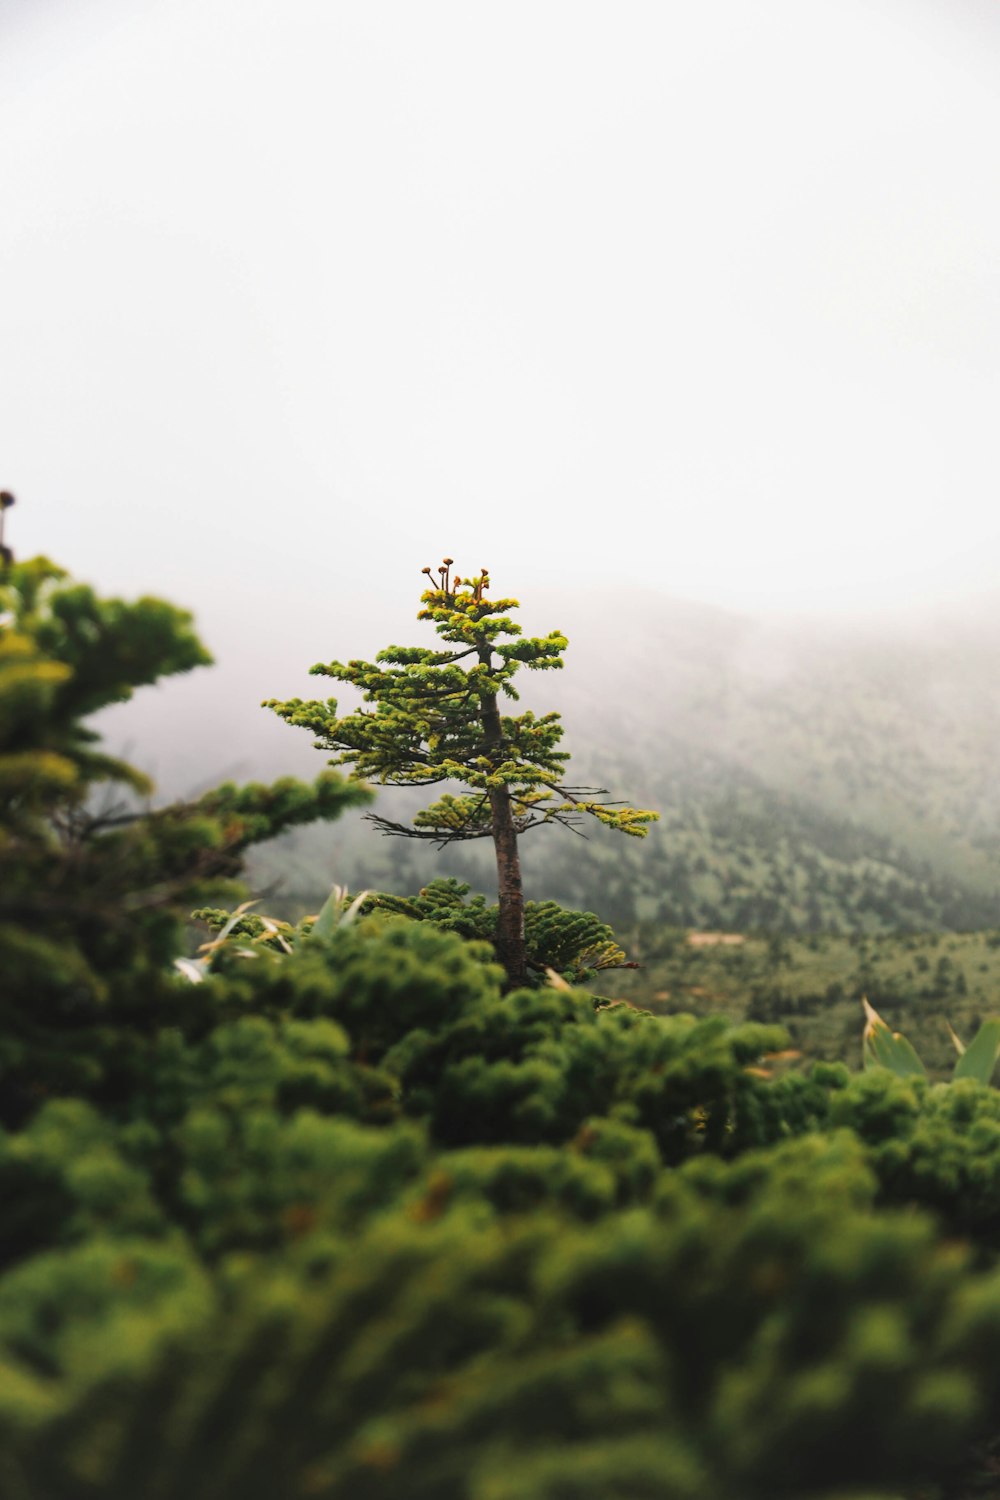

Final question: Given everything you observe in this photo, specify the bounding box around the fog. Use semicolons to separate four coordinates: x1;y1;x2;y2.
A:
3;0;1000;627
4;0;1000;888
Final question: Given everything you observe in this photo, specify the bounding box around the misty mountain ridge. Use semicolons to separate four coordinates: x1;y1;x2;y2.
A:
95;586;1000;933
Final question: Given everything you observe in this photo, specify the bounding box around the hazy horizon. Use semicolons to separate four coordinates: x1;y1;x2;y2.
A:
2;0;1000;648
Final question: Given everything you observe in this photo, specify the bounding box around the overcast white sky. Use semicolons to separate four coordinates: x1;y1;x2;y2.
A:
2;0;1000;662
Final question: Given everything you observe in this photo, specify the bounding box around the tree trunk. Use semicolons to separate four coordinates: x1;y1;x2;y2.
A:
488;782;527;987
479;666;528;988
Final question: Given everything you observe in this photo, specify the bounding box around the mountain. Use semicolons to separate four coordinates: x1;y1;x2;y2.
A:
97;587;1000;933
520;590;1000;930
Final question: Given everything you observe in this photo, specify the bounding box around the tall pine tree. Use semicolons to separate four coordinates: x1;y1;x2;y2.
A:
266;560;657;985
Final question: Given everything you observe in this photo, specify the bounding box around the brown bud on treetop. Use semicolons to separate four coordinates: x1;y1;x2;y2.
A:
0;492;14;509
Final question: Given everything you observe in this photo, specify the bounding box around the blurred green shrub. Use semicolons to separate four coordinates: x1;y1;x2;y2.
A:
0;556;371;1120
5;553;1000;1499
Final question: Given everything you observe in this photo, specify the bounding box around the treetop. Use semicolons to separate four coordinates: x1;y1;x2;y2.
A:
266;560;658;851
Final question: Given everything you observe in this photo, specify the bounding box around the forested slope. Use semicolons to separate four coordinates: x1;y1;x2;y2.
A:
242;589;1000;931
100;584;1000;933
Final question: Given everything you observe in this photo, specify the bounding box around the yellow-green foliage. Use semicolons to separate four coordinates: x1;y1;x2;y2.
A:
265;562;657;848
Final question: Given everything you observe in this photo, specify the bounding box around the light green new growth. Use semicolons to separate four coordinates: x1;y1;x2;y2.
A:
862;996;1000;1085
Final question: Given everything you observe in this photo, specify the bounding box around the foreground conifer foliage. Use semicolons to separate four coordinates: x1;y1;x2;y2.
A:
0;555;371;1122
6;548;1000;1498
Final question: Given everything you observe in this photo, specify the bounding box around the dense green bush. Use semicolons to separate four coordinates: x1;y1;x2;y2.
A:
4;1105;1000;1499
6;553;1000;1498
364;877;632;984
0;556;370;1121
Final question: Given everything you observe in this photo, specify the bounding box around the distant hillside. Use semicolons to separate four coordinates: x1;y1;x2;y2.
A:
518;736;1000;933
604;925;1000;1081
101;587;1000;933
513;591;1000;929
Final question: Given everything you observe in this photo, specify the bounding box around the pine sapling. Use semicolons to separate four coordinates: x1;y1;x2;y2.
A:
266;561;657;986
